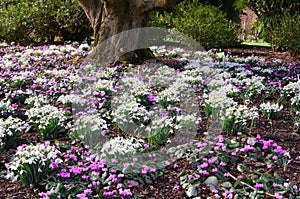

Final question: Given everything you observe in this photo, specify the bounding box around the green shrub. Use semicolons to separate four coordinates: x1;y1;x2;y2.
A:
0;0;92;45
150;1;240;50
273;12;300;56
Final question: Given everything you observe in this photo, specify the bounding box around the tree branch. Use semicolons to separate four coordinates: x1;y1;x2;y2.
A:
77;0;103;25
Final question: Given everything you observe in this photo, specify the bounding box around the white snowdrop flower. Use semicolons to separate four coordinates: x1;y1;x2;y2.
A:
0;99;17;116
205;87;237;110
57;94;84;105
99;136;144;158
260;102;283;113
252;66;262;71
6;142;60;182
226;104;259;121
95;78;115;92
245;56;259;64
291;93;300;108
261;68;273;74
283;80;300;98
25;95;49;108
78;43;91;51
112;97;150;128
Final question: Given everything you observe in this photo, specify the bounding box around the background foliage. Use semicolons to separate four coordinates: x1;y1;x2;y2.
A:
0;0;92;45
244;0;300;54
150;1;241;50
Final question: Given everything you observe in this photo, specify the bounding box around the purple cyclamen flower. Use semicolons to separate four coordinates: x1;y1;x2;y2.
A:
119;189;132;196
255;183;264;189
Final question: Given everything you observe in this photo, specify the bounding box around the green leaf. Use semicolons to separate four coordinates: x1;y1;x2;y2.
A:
237;164;250;172
221;181;232;188
254;162;265;167
205;176;218;190
233;178;241;187
186;186;198;197
182;183;190;189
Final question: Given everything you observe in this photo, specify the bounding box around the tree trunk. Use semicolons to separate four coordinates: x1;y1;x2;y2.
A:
77;0;183;63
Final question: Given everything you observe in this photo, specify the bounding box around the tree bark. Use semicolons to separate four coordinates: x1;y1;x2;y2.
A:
77;0;183;62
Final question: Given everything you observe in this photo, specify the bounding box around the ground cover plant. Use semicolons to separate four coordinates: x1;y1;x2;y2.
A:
0;43;299;198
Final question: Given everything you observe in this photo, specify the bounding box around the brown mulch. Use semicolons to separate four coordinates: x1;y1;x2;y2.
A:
225;45;300;63
0;46;299;199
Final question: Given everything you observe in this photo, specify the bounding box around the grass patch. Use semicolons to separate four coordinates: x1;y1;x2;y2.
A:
242;41;271;47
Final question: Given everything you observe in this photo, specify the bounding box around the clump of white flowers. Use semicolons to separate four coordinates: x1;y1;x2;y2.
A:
166;47;185;58
260;102;283;119
6;142;61;187
72;113;109;148
112;97;150;131
281;81;300;110
25;105;66;139
78;43;91;51
223;104;258;134
0;99;17;117
154;65;177;88
97;136;144;159
235;76;265;98
290;93;300;110
95;78;115;93
25;95;49;108
282;80;300;100
0;117;26;151
204;87;237;118
150;46;166;56
226;104;259;121
57;94;84;107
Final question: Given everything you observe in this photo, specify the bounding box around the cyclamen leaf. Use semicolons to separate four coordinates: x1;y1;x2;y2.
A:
186;186;197;197
221;181;232;188
205;176;218;190
237;163;250;172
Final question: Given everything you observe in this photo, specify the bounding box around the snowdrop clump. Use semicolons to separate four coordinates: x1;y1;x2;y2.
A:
155;65;177;87
11;71;35;82
282;80;300;98
25;105;66;139
166;47;185;58
234;75;266;98
98;136;144;158
0;117;26;151
282;80;300;109
260;102;283;119
72;113;109;148
182;68;205;85
226;104;259;121
204;87;237;118
95;78;115;93
6;142;61;186
291;93;300;110
57;94;85;106
223;104;259;134
0;99;18;117
25;95;49;108
112;97;150;130
150;46;167;56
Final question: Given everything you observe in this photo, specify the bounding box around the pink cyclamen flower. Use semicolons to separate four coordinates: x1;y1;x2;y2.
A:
174;184;180;190
274;193;283;199
255;183;264;189
220;161;226;167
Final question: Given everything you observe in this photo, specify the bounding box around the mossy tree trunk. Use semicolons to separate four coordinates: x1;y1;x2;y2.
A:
77;0;182;62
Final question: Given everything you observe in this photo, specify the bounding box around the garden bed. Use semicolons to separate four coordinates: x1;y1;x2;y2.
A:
0;44;299;198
